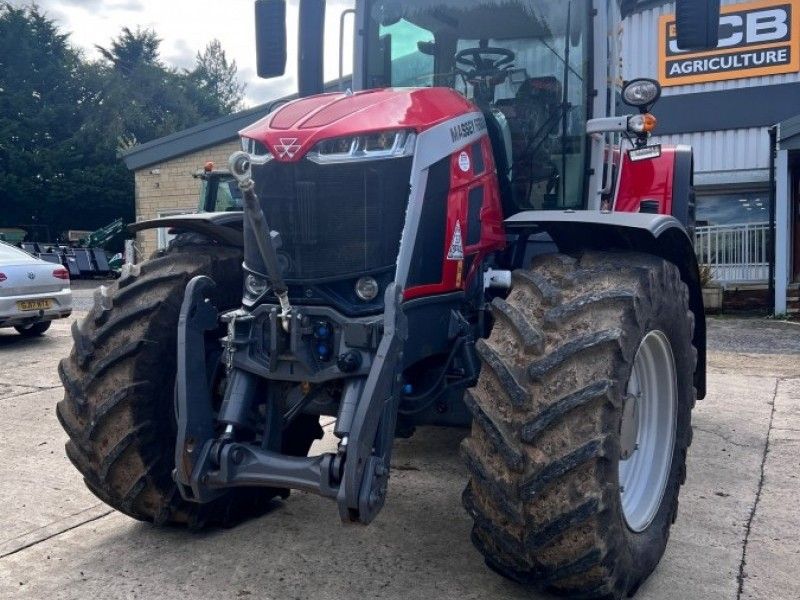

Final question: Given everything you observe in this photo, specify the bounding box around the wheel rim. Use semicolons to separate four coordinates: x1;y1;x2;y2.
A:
618;330;677;533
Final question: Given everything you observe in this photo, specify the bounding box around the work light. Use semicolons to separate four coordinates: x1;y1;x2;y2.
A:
622;78;662;112
355;276;380;302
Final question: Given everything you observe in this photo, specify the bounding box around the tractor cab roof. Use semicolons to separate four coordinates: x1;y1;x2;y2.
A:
375;0;581;41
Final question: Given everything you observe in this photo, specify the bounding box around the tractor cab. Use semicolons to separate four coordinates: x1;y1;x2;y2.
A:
195;163;243;213
364;0;591;215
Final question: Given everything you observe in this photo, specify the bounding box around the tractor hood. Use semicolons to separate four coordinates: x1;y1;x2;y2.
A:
239;88;476;163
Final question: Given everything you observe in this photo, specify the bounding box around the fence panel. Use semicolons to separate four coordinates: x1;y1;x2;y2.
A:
695;222;769;283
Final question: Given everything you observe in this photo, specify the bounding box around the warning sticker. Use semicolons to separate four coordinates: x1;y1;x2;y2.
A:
458;151;471;172
447;221;465;260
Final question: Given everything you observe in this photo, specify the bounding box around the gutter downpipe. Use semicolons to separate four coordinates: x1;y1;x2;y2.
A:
768;125;778;314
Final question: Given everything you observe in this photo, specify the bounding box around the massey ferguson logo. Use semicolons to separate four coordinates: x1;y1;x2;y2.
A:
659;1;799;86
274;138;302;159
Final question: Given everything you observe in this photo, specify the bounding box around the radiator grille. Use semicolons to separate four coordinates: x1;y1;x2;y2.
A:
251;157;412;281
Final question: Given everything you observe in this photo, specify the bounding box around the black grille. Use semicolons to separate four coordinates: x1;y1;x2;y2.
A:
250;157;412;281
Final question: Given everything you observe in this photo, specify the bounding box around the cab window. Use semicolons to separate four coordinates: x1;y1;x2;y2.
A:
365;0;591;212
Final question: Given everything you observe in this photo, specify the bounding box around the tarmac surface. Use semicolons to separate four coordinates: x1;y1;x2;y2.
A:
0;288;798;600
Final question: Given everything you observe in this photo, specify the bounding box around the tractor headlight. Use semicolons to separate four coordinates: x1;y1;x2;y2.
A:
240;137;274;165
306;129;416;164
355;276;380;302
245;273;269;298
621;78;662;110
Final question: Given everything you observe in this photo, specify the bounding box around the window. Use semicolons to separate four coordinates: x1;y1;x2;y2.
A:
365;0;592;210
200;177;243;213
696;191;770;227
156;210;185;251
0;242;33;261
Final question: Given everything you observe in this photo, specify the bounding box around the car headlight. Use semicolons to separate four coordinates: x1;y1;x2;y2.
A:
306;129;416;164
240;137;274;165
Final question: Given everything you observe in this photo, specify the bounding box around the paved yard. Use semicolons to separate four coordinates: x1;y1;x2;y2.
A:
0;302;798;600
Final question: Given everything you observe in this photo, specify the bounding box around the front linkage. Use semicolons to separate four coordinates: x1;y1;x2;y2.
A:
172;152;408;524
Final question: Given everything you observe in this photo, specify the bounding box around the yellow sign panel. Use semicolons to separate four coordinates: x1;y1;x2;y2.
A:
659;0;800;87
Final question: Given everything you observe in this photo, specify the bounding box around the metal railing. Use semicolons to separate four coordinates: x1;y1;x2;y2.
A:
695;222;770;284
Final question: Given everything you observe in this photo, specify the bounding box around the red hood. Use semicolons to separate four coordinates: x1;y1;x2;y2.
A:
239;88;477;162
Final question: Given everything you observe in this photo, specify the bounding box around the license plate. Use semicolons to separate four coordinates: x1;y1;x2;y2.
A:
629;144;662;162
17;299;53;311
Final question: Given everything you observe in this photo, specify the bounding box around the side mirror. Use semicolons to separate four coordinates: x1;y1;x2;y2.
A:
675;0;721;51
255;0;287;78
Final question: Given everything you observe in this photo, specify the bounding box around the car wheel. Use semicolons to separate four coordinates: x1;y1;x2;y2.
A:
15;321;52;337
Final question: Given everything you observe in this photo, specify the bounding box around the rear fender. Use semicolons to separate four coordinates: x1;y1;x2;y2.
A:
505;211;707;399
129;212;244;247
614;145;695;232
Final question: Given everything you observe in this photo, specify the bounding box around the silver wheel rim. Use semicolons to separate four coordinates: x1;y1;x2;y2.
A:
618;330;677;533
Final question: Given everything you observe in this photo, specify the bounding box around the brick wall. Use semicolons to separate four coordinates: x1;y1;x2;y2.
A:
133;140;241;258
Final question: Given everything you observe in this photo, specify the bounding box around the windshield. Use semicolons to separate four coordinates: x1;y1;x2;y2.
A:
199;176;243;212
0;241;36;263
365;0;591;210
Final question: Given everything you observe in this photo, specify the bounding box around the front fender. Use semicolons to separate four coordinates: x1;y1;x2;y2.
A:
129;212;244;247
506;210;707;399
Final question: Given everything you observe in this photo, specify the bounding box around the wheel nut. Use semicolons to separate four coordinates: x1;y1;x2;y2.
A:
231;447;245;465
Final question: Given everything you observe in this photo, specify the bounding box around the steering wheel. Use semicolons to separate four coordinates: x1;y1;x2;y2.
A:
455;47;516;105
456;47;516;77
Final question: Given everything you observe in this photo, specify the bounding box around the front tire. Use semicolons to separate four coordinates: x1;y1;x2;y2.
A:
462;251;696;599
57;245;322;528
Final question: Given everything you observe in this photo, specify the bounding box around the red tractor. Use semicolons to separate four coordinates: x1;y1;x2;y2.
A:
58;1;721;597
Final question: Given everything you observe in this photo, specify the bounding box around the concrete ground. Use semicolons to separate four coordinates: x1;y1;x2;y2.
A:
0;286;798;600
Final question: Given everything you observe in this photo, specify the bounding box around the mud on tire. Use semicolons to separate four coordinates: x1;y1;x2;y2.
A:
57;245;322;528
462;251;696;599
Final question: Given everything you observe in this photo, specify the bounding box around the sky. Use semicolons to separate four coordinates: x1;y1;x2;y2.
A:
10;0;355;108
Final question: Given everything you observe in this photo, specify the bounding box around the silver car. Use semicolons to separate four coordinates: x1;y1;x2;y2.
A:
0;241;72;337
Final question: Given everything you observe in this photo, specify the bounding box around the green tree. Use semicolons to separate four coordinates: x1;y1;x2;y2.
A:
188;39;246;115
0;6;244;243
0;2;126;236
96;26;162;74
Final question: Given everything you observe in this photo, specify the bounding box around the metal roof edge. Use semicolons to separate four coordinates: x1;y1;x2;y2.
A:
121;79;351;172
121;102;276;171
778;114;800;147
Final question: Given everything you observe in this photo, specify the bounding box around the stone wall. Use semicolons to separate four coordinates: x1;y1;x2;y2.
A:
133;140;241;258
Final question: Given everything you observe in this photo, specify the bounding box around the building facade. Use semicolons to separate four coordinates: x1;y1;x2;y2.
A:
123;103;277;257
623;0;800;314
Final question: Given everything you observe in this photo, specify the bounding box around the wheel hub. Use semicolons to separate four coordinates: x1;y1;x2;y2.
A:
618;330;678;533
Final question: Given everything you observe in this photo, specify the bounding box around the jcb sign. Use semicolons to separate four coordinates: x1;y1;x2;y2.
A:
659;0;800;86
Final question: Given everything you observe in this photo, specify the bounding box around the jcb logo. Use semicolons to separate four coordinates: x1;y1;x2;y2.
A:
668;4;791;55
659;0;800;87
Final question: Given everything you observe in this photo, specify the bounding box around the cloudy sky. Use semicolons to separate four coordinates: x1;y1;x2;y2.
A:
10;0;354;107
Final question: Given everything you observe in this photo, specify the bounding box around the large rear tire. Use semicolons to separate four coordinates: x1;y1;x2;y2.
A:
462;251;696;599
57;245;322;528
